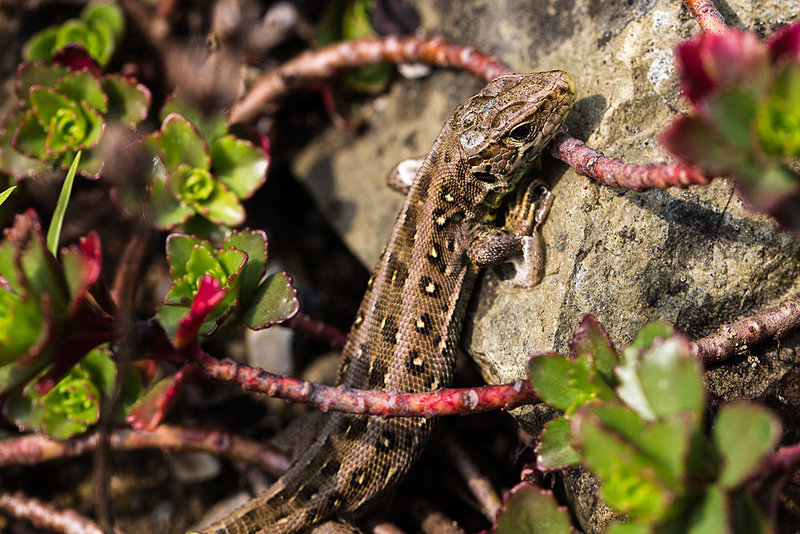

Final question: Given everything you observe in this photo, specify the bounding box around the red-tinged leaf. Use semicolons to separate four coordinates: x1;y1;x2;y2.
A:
568;314;618;385
658;114;740;174
768;22;800;64
126;372;187;431
675;30;769;107
61;231;102;314
15;62;69;106
173;275;227;349
242;271;300;330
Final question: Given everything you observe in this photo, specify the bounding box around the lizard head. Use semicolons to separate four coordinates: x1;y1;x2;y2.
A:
451;71;576;211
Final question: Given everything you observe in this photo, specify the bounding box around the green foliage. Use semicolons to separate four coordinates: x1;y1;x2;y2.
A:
4;346;141;440
23;3;124;67
527;316;783;533
0;186;16;208
492;483;573;534
0;63;150;178
122;99;268;229
156;230;299;344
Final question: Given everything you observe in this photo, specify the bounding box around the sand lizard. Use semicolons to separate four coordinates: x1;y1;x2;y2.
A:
197;70;576;533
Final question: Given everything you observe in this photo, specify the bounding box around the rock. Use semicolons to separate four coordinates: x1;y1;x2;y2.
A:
291;1;800;531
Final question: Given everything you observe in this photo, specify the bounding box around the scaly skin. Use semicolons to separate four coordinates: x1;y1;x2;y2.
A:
199;70;576;534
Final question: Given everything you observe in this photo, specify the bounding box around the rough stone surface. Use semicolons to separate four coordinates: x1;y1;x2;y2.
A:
291;1;800;531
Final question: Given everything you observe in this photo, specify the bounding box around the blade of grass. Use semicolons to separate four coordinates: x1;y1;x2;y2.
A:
0;186;16;208
47;151;81;256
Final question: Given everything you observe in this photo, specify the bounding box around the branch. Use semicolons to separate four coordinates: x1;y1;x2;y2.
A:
189;348;538;417
682;0;728;35
549;132;711;191
229;36;514;124
0;425;290;477
283;312;347;349
691;298;800;365
0;491;116;534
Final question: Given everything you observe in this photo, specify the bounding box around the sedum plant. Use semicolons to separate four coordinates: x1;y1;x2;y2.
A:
660;23;800;236
23;3;124;68
156;229;298;348
0;62;150;178
518;317;783;533
117;94;269;230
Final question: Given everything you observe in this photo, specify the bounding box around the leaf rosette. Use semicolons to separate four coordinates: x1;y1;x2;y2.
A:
156;230;298;347
0;63;150;179
130;105;268;229
660;24;800;232
0;210;115;396
23;3;124;67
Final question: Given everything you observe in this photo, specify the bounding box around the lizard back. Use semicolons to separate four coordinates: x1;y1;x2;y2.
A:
200;70;576;534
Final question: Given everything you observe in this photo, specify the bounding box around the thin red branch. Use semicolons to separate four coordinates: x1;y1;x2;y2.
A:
0;425;290;477
283;312;348;349
190;348;538;417
0;491;115;534
682;0;728;35
229;36;513;124
691;298;800;364
549;132;711;191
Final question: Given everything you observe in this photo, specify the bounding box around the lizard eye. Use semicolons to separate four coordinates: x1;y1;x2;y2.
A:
473;172;497;183
508;123;531;141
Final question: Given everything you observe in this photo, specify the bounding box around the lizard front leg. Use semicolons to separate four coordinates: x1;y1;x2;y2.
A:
465;180;552;287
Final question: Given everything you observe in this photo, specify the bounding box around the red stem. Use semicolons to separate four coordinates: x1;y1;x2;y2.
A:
682;0;728;34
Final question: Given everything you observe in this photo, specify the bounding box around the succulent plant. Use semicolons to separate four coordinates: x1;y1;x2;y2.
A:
23;3;124;68
0;63;149;178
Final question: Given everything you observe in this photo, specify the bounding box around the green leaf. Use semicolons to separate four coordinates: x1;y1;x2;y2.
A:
16;64;70;106
161;92;227;144
30;86;76;127
101;76;151;128
713;402;781;488
493;483;573;534
224;229;268;297
210;135;268;199
242;271;299;329
166;234;208;280
145;173;194;230
730;491;770;534
22;27;59;62
537;417;580;470
569;315;619;386
0;110;49;177
14;111;49;160
47;152;81;256
606;524;650;534
83;3;124;40
707;89;758;152
637;335;704;419
74;101;105;150
0;288;45;366
159;114;210;172
528;353;613;413
0;186;16;208
617;323;677;421
573;405;677;522
56;71;108;114
54;19;114;67
685;486;730;534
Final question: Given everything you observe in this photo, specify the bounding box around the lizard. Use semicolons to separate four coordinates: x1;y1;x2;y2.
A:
197;69;576;534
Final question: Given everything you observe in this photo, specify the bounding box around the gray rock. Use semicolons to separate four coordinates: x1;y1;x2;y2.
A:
292;1;800;531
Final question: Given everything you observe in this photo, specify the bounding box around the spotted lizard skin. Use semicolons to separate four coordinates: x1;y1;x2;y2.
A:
199;71;576;534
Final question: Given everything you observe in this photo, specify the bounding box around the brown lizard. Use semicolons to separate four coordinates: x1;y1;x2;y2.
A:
197;70;576;534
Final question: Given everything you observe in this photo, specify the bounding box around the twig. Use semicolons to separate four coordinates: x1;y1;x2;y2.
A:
549;132;711;191
439;430;502;522
682;0;728;35
0;425;290;477
691;298;800;364
0;491;117;534
189;348;538;417
229;36;514;124
283;312;348;349
412;501;466;534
